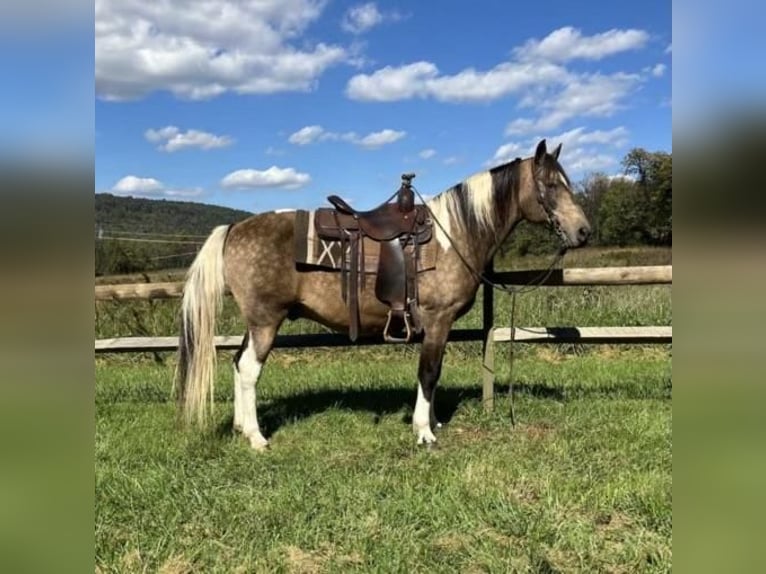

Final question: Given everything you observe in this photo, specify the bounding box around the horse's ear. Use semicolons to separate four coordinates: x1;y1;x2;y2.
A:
534;139;547;165
552;143;562;161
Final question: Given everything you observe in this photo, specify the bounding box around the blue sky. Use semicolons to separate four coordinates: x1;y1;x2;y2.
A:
95;0;671;213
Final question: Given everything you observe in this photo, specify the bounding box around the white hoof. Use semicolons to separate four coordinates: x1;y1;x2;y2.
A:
245;430;269;451
416;427;437;445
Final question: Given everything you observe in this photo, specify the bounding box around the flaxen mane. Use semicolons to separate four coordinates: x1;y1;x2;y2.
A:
427;159;521;246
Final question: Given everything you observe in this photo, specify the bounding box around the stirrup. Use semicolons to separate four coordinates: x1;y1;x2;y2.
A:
383;310;413;343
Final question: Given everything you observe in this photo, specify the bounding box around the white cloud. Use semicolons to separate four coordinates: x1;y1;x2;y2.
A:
288;125;326;145
113;175;163;194
144;126;233;152
342;3;383;34
355;128;405;149
96;0;347;100
552;126;630;148
607;173;638;182
505;72;642;134
346;60;566;102
514;26;649;62
110;175;203;197
287;125;405;148
565;151;619;172
443;156;460;166
651;63;667;77
419;148;436;159
345;25;650;130
221;166;311;190
505;118;538;136
665;43;672;54
491;142;526;165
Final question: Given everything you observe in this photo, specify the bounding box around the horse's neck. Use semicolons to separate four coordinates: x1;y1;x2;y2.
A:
456;211;521;272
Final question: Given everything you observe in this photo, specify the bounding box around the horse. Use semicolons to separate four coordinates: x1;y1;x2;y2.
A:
175;139;591;449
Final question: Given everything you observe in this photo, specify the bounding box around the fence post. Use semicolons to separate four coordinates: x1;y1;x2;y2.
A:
481;259;495;411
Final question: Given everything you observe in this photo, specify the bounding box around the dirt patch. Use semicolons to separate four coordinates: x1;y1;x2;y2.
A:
521;422;555;441
120;549;142;572
508;480;541;504
594;345;621;360
545;546;582;572
284;546;322;574
433;532;470;552
536;347;566;364
283;544;363;574
477;527;524;547
450;425;495;445
595;512;634;532
158;555;194;574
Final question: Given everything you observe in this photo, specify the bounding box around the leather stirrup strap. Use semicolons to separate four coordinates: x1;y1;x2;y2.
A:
348;233;360;341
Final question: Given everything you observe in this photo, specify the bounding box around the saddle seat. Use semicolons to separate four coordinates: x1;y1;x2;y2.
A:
314;173;433;343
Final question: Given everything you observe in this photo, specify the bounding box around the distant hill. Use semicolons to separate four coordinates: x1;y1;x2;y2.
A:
95;194;253;276
95;193;252;236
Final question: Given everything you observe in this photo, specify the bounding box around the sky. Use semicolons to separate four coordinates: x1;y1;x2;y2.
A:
94;0;672;213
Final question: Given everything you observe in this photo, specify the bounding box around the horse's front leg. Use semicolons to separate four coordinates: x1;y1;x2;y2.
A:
413;318;451;445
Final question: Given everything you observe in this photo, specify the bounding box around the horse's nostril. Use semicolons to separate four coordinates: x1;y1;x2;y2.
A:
577;226;591;241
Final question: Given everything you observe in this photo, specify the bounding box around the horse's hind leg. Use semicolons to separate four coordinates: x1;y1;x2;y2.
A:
233;323;280;450
232;333;249;432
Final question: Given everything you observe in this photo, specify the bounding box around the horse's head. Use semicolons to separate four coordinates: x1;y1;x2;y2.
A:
521;139;591;248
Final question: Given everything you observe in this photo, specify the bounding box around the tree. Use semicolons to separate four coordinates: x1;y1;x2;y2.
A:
581;149;672;247
598;177;645;246
622;149;672;245
576;173;611;245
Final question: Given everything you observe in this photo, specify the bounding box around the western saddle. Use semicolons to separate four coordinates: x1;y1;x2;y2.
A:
314;173;433;343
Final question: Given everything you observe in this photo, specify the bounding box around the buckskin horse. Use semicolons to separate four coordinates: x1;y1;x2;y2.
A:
176;140;591;449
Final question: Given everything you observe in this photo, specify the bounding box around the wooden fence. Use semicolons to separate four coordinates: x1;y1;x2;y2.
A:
95;265;672;410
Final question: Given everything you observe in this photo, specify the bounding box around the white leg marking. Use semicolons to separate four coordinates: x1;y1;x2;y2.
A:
233;365;243;431
238;338;268;450
413;384;436;445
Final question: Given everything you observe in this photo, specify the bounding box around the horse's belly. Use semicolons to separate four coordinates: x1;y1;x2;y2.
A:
296;270;390;334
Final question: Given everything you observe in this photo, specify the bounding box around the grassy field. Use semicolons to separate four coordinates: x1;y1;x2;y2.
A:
95;247;672;572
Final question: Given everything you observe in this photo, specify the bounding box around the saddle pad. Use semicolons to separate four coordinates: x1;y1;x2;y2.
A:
293;210;436;273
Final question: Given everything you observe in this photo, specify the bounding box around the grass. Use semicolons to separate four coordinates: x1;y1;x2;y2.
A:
96;344;671;573
95;247;672;572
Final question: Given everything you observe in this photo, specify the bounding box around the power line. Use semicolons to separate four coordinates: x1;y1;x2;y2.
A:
148;251;199;260
96;236;203;245
98;229;210;239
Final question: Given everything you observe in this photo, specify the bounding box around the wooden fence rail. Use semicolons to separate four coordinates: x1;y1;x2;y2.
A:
94;326;672;354
95;265;672;411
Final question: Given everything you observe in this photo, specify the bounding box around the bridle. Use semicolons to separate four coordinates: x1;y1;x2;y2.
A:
535;172;571;248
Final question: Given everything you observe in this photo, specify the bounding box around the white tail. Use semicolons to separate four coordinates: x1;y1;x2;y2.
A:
175;224;230;426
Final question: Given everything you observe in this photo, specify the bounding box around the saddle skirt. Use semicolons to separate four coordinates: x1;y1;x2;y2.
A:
293;210;437;274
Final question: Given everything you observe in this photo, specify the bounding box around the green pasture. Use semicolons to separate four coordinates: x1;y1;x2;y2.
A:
95;247;671;572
